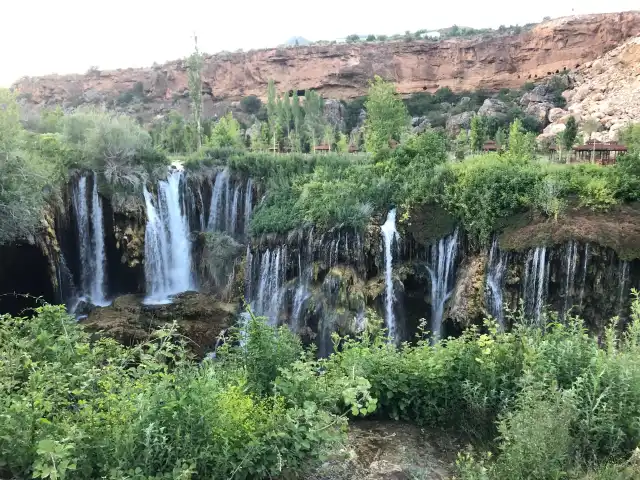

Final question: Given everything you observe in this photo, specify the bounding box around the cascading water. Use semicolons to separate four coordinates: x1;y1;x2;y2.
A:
617;260;630;317
228;184;241;235
427;229;459;340
579;243;590;307
381;209;399;340
71;174;109;307
208;168;229;231
143;171;194;304
485;236;508;329
562;241;579;319
254;246;286;323
244;178;253;236
523;247;548;324
292;252;312;332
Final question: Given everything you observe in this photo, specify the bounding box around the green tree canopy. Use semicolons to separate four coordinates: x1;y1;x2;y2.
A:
363;76;409;154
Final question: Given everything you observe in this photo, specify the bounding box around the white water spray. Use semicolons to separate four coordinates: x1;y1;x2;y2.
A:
486;236;508;329
381;209;399;340
71;174;109;307
143;171;194;304
244;178;253;235
523;247;548;324
208;169;229;231
427;229;459;340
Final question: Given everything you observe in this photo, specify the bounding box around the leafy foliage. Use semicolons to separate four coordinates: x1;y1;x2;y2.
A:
0;305;366;479
364;76;409;154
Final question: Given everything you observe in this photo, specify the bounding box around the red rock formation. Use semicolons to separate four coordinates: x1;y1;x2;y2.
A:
12;12;640;116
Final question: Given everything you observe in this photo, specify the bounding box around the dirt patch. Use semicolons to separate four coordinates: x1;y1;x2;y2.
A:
310;420;461;479
499;203;640;260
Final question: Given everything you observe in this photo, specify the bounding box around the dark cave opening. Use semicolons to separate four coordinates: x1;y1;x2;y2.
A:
0;243;56;316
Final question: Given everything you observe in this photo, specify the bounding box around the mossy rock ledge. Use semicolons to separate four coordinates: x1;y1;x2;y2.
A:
81;292;236;358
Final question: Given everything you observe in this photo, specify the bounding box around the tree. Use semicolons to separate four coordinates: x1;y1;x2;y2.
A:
207;113;242;148
366;34;376;42
495;127;507;152
508;118;535;159
337;133;349;153
582;118;599;163
470;115;485;152
346;34;360;43
290;91;304;152
323;125;334;151
562;116;578;163
277;94;292;138
240;95;262;114
363;76;409;154
0;89;56;243
187;34;204;150
0;89;21;160
454;130;469;160
303;90;325;150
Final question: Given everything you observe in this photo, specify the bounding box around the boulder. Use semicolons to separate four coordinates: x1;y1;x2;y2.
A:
446;254;487;327
525;102;553;124
548;107;569;122
411;117;431;134
520;84;554;106
82;292;236;358
446;111;475;134
478;98;508;117
543;123;566;137
324;99;346;131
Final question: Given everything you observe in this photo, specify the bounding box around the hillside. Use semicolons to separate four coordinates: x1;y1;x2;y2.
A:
11;12;640;124
542;34;640;141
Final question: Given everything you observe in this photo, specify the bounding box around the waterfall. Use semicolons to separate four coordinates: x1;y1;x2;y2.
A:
244;178;253;235
71;174;109;307
208;169;229;231
381;209;399;340
523;247;548;324
427;229;459;340
562;241;579;319
228;184;241;235
143;171;194;304
292;252;312;332
486;236;508;329
617;261;630;317
579;243;590;307
254;246;286;323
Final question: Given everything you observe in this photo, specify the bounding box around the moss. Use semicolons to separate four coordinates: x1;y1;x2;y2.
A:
499;203;640;261
403;203;456;246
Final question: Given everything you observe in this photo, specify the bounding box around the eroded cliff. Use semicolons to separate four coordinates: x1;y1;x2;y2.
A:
12;12;640;122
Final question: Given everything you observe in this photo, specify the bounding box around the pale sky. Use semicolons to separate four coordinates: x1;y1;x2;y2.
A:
1;0;638;87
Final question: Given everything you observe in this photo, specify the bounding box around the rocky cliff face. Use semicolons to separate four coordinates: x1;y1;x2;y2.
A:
12;12;640;122
541;34;640;141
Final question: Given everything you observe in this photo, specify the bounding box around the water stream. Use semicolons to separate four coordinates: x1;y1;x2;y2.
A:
427;229;459;340
71;174;109;307
143;171;194;304
381;209;399;340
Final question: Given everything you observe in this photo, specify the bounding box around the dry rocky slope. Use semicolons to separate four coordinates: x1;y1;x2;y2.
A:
542;34;640;141
12;12;640;123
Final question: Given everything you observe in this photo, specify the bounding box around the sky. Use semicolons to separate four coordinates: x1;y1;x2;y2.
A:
1;0;638;87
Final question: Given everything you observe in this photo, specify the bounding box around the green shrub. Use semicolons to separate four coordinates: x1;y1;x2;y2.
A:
0;305;351;479
240;95;262;114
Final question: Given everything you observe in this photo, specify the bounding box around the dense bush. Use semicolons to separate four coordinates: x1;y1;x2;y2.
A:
240;95;262;114
3;294;640;478
0;306;372;479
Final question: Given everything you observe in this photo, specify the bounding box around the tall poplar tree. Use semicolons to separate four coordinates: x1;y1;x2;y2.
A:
187;34;204;150
363;76;409;154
